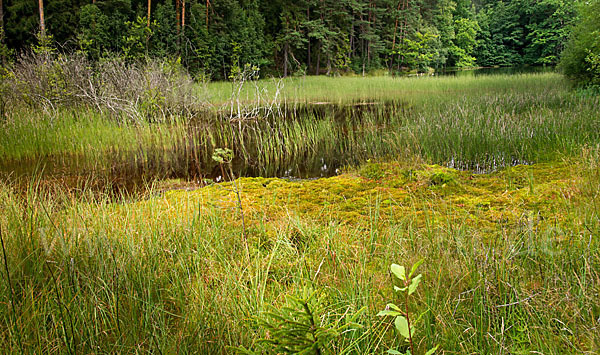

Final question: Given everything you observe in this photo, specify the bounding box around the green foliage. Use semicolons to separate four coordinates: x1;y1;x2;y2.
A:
586;49;600;79
0;0;582;76
78;1;132;60
450;17;479;67
32;32;56;57
359;161;386;180
239;288;363;354
398;31;440;71
150;1;179;58
523;0;577;65
474;1;525;66
0;29;14;64
0;66;13;117
378;261;438;355
475;0;576;67
122;16;151;62
429;171;454;186
212;147;234;164
229;41;243;80
560;0;600;86
334;37;351;74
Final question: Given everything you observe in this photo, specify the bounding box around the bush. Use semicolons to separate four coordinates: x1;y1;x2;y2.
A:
559;0;600;87
4;51;204;122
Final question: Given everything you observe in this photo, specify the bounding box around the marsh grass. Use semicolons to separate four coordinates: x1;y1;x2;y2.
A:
1;72;600;353
2;73;599;188
0;158;599;353
203;72;565;105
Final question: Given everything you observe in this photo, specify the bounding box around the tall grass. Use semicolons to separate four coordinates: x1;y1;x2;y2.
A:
2;73;599;182
203;72;567;105
0;158;598;353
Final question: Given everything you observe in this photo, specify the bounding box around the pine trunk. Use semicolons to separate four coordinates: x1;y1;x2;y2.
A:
0;0;4;65
0;0;4;37
147;0;151;28
38;0;45;37
306;7;311;71
391;0;403;52
206;0;210;30
181;0;186;30
315;43;321;75
176;0;181;33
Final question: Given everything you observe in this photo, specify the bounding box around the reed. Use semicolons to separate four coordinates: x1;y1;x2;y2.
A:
2;73;598;184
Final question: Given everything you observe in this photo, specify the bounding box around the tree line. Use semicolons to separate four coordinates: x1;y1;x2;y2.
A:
0;0;584;80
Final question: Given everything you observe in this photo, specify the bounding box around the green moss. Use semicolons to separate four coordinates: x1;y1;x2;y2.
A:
359;162;386;180
429;172;455;185
138;160;577;240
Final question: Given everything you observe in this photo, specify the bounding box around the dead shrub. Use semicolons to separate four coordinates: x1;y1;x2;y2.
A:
4;51;205;123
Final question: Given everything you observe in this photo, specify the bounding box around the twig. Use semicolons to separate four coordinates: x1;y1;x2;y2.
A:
495;292;540;308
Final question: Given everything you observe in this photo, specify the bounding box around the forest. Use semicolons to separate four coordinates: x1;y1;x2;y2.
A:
0;0;581;79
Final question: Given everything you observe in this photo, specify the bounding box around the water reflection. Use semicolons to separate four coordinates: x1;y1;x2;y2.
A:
0;101;399;196
1;68;551;196
435;65;554;77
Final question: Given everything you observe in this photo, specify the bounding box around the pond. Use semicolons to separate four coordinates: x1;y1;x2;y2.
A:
0;101;405;196
435;65;555;76
0;69;562;197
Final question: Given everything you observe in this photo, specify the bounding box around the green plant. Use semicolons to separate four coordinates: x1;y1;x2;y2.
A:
378;260;438;355
429;172;454;186
559;0;600;86
212;147;249;258
122;16;152;62
238;288;364;354
32;32;56;57
360;161;385;180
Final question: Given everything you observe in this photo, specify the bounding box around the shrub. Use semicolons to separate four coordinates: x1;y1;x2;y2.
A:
559;0;600;87
5;52;204;122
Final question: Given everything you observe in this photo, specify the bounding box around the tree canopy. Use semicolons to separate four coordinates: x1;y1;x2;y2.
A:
559;0;600;86
0;0;582;79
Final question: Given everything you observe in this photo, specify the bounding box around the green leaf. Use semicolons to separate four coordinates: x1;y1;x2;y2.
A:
387;350;403;355
391;264;406;280
394;316;410;338
387;303;402;311
377;310;402;317
415;308;430;324
409;259;425;278
408;274;422;295
394;286;408;292
424;345;440;355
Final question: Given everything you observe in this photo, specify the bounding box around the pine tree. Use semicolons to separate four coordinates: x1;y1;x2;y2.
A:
38;0;45;37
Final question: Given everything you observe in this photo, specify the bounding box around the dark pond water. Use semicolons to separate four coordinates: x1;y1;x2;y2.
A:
0;101;403;196
435;65;554;77
1;67;549;196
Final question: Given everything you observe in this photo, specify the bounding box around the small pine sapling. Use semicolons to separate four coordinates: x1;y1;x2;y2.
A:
233;288;364;354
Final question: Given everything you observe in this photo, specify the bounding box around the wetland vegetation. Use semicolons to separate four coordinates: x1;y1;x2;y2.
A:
2;0;600;353
2;71;599;187
1;69;600;353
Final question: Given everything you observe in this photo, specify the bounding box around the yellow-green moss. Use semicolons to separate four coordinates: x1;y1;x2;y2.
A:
101;160;582;246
